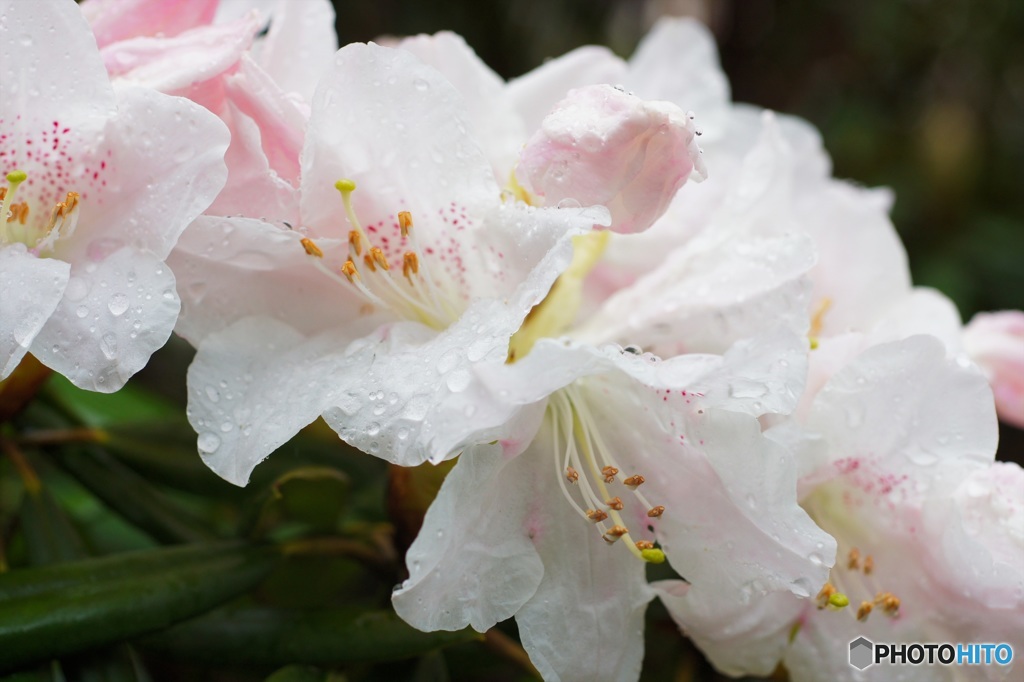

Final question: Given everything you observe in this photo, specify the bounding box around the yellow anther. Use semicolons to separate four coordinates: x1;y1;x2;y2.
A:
565;467;579;483
348;230;363;256
875;592;900;616
634;540;654;550
641;548;666;564
847;548;861;571
863;555;874;575
64;191;79;212
816;583;836;609
334;178;356;193
857;601;873;621
300;237;323;258
363;253;377;272
602;525;628;544
809;297;832;339
828;593;850;609
601;466;618;483
341;259;358;283
647;505;665;518
7;202;27;224
586;509;609;523
398;210;413;237
402;252;419;281
369;247;389;271
623;474;645;488
605;497;624;511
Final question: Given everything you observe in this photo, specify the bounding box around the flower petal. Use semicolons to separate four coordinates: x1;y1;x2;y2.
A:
82;0;219;47
392;435;546;633
251;0;337;103
32;247;179;392
0;244;69;378
964;310;1024;427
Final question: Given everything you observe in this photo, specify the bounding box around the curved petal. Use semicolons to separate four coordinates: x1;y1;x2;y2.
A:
58;85;228;263
506;46;628;138
868;287;962;349
32;247;179;392
627;17;731;140
396;31;526;176
169;216;357;345
392;434;546;633
252;0;337;103
0;244;70;378
82;0;219;47
964;310;1024;428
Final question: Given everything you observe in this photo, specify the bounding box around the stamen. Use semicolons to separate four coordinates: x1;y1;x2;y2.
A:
300;237;323;258
341;259;359;283
363;253;377;272
601;466;618;483
586;509;609;522
647;505;665;518
874;592;900;616
605;497;624;511
623;474;645;488
348;230;363;256
398;210;413;237
856;601;873;621
602;525;628;543
635;540;654;550
1;170;27;242
847;548;861;571
810;297;833;339
816;583;836;609
565;467;579;483
402;252;419;282
369;247;390;271
863;555;874;575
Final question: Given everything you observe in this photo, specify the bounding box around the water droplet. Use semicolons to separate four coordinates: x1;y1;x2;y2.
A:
197;432;221;454
99;332;118;359
437;348;460;374
75;305;88;318
107;292;129;316
367;422;381;436
205;385;220;403
446;368;471;393
413;78;430;91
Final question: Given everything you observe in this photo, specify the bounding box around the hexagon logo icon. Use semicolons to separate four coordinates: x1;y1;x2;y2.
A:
849;636;874;670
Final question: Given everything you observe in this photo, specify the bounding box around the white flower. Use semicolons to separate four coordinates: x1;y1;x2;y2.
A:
0;0;228;390
963;310;1024;427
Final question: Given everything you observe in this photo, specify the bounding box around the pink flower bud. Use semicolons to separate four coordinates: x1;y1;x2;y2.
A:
515;84;705;234
963;310;1024;428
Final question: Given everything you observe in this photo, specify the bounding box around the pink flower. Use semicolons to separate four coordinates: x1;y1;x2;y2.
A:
964;310;1024;428
516;84;705;234
0;0;228;390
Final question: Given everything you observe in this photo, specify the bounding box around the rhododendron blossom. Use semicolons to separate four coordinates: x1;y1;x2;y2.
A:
0;0;228;390
963;310;1024;428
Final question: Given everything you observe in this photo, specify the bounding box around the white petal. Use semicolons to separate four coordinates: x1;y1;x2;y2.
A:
252;0;337;103
627;17;731;141
83;0;219;47
505;46;628;138
0;245;70;378
62;85;229;262
32;247;179;392
868;286;963;349
654;580;800;677
397;32;527;176
393;435;546;633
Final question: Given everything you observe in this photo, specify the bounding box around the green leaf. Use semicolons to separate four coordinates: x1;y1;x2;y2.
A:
41;377;173;428
18;485;87;567
0;543;276;671
265;665;328;682
247;467;351;538
141;607;480;666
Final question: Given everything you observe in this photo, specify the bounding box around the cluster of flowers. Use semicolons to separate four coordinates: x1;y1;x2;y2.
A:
1;1;1021;680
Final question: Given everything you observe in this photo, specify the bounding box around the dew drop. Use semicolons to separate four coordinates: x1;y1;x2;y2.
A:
107;292;129;316
197;432;221;453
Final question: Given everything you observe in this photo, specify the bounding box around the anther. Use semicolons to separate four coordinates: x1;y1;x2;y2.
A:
601;466;618;483
565;467;579;483
398;211;413;237
816;583;836;609
602;525;628;543
875;592;900;616
369;247;390;271
847;548;861;571
341;259;358;283
7;202;27;224
300;238;323;258
586;509;609;523
857;601;873;621
863;555;874;575
623;474;645;488
402;252;419;282
605;497;624;511
363;253;377;272
635;540;654;550
647;505;665;518
349;230;363;256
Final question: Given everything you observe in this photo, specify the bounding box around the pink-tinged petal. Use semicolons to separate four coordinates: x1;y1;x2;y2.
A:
60;85;229;262
506;46;628;138
1;0;116;135
397;31;527;175
964;310;1024;428
517;84;705;234
0;244;70;378
654;581;801;678
627;17;730;141
796;335;997;498
169;217;352;345
393;434;546;633
32;247;178;392
99;13;260;94
82;0;219;47
251;0;337;102
186;317;381;486
223;54;306;186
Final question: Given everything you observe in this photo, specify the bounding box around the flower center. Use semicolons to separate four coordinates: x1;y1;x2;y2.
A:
0;169;82;255
548;384;666;563
298;179;461;330
815;546;902;622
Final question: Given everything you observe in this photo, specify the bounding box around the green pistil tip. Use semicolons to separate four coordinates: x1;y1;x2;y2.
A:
828;593;850;608
809;337;820;350
6;170;27;184
641;548;666;564
335;178;356;193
